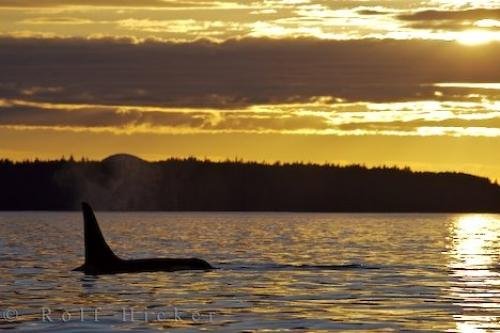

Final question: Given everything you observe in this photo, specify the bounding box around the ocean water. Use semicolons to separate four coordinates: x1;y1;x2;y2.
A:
0;212;498;332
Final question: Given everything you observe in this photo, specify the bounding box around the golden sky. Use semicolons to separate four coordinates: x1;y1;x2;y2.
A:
0;0;499;180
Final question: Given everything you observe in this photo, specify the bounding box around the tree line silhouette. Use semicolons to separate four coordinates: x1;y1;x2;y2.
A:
0;154;498;212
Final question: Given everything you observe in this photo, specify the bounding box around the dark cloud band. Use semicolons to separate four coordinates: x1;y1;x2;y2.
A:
397;8;500;31
397;9;500;21
0;37;498;108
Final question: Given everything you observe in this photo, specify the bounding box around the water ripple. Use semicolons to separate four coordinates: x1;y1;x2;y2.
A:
0;212;498;332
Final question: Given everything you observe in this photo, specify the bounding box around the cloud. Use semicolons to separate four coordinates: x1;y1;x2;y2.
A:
1;97;498;136
20;17;95;25
357;9;390;16
398;9;500;21
0;0;231;8
116;18;246;36
0;102;333;133
339;118;500;132
3;2;498;42
0;104;207;128
397;8;500;31
0;0;456;11
1;36;499;109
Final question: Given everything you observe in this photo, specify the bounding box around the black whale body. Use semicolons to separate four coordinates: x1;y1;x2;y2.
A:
74;202;214;274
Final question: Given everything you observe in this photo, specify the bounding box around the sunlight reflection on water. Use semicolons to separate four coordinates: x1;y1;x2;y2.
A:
449;215;500;333
0;212;498;332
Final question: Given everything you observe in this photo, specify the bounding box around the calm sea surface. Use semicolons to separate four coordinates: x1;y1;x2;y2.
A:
0;213;498;332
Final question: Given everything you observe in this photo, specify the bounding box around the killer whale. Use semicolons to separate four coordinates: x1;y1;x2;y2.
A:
73;202;214;274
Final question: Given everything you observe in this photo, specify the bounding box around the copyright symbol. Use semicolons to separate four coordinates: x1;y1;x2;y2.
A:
2;309;18;321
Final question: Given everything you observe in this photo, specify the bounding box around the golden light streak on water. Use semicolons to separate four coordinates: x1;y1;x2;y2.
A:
449;215;500;332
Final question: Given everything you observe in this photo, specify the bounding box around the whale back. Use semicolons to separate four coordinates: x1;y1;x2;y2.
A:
81;202;121;269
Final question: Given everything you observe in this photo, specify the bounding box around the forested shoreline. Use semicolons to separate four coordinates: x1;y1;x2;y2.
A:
0;154;498;212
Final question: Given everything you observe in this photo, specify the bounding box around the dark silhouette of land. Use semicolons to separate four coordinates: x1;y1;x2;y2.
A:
0;154;498;212
74;202;213;274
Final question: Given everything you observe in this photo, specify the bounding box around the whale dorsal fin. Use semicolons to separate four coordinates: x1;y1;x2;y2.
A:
81;202;120;268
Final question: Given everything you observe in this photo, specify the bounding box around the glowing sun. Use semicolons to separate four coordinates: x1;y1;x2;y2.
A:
456;30;495;46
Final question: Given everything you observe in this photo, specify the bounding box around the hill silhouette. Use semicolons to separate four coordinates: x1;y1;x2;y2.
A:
0;155;498;212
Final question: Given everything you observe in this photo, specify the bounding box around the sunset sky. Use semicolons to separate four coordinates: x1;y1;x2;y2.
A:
1;0;499;180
